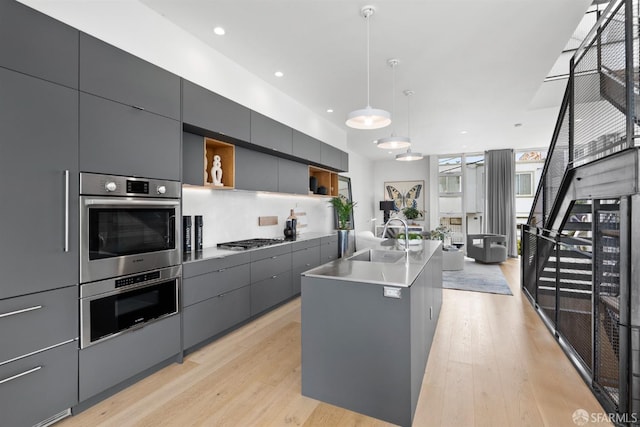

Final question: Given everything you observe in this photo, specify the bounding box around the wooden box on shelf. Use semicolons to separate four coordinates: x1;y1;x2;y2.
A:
308;165;338;197
204;137;235;189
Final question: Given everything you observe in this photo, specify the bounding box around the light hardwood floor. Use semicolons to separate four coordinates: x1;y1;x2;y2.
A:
59;258;612;426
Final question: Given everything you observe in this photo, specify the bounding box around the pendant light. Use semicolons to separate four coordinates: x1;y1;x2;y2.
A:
377;59;411;149
345;6;391;130
396;90;423;161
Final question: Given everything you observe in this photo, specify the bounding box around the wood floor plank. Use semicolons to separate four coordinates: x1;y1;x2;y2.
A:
58;258;613;427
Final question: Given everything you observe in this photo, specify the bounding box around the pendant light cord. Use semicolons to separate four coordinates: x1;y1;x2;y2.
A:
366;10;371;107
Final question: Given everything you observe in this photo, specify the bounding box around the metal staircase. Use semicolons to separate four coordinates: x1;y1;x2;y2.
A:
521;0;640;422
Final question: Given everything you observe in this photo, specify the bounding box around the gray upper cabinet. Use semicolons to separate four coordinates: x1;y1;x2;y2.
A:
278;158;309;195
234;146;278;192
292;130;321;163
183;79;251;141
0;0;78;88
321;143;343;171
79;92;181;180
250;111;293;154
0;68;79;300
340;151;349;172
79;33;180;120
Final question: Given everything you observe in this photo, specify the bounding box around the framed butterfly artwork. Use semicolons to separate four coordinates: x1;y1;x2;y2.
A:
384;180;425;220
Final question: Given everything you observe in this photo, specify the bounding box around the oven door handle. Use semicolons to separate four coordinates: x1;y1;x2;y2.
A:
82;198;180;207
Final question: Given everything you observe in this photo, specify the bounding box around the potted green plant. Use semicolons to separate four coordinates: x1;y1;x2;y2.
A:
402;206;423;224
329;196;356;230
329;197;357;258
428;225;451;241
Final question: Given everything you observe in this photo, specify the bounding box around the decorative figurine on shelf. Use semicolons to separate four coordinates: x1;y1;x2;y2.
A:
212;154;223;186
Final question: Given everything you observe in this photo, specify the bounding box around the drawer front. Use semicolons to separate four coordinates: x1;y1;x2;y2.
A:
183;263;250;307
251;253;292;283
251;273;292;316
183;286;250;350
250;244;291;262
320;239;339;263
292;245;321;270
79;314;180;401
291;266;308;296
291;237;321;252
0;341;77;427
183;253;251;279
80;33;180;119
0;286;77;364
321;234;339;246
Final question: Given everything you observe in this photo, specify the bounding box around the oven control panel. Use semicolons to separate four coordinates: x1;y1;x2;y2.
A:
80;172;180;198
115;270;161;288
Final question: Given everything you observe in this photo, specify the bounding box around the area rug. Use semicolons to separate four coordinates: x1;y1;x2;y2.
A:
443;258;513;295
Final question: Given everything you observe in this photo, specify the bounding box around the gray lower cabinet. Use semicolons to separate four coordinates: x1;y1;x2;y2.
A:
0;0;78;88
79;92;181;180
0;286;77;364
183;264;250;307
183;286;251;349
278;158;309;195
182;79;251;141
79;33;180;120
250;111;292;154
234;146;278;192
292;130;321;164
78;314;181;401
251;273;292;316
320;235;339;263
0;341;77;427
0;67;79;300
292;245;321;295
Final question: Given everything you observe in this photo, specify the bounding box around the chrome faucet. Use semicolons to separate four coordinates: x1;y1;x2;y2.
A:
381;217;410;251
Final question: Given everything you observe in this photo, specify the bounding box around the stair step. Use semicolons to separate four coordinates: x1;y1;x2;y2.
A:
570;203;593;213
540;271;592;282
563;221;593;231
546;261;592;271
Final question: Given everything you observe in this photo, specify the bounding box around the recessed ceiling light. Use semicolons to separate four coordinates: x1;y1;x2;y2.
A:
213;27;225;36
274;71;284;78
461;130;468;134
327;109;334;113
388;151;392;154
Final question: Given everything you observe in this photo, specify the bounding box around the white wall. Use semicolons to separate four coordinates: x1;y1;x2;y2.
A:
343;150;375;235
372;158;431;231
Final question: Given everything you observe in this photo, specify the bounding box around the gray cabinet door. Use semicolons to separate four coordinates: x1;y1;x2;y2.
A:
0;341;77;427
340;151;349;172
234;146;278;192
0;68;79;300
79;93;181;180
320;143;342;171
79;33;180;120
183;79;250;141
79;314;180;401
183;252;251;279
0;286;77;364
251;273;292;316
182;131;205;186
250;111;292;154
292;245;321;295
183;263;251;307
183;286;251;350
278;158;308;195
292;130;321;163
0;0;78;88
251;253;292;283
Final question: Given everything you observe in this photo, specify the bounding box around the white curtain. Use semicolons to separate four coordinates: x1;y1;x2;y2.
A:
485;149;517;257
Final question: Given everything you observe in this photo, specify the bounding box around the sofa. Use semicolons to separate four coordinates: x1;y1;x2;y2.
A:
466;233;507;264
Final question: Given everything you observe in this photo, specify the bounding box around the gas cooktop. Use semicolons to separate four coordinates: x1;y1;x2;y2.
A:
217;238;285;251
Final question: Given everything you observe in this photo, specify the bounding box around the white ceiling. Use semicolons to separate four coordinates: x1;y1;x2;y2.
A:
142;1;590;160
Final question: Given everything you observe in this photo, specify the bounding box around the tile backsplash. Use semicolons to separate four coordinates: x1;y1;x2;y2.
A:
182;187;333;247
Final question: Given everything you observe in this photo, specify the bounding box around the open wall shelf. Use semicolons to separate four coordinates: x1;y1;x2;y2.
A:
204;137;235;189
308;166;338;197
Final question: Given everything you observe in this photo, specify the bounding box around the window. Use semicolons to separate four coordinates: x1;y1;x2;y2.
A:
439;175;461;193
515;172;534;197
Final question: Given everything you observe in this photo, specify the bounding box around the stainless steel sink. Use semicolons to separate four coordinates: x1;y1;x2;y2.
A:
348;249;405;263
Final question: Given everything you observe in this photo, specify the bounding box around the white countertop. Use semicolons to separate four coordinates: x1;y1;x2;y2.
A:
302;239;442;288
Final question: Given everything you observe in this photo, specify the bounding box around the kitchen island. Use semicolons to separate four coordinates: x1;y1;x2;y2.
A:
301;240;442;427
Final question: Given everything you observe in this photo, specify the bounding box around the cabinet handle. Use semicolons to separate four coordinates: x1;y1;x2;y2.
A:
63;170;69;252
305;263;311;267
217;268;226;273
0;366;42;385
132;105;145;111
271;256;277;259
0;305;42;319
272;275;278;279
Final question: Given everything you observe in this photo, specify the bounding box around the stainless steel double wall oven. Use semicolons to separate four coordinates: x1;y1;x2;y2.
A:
79;173;181;348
